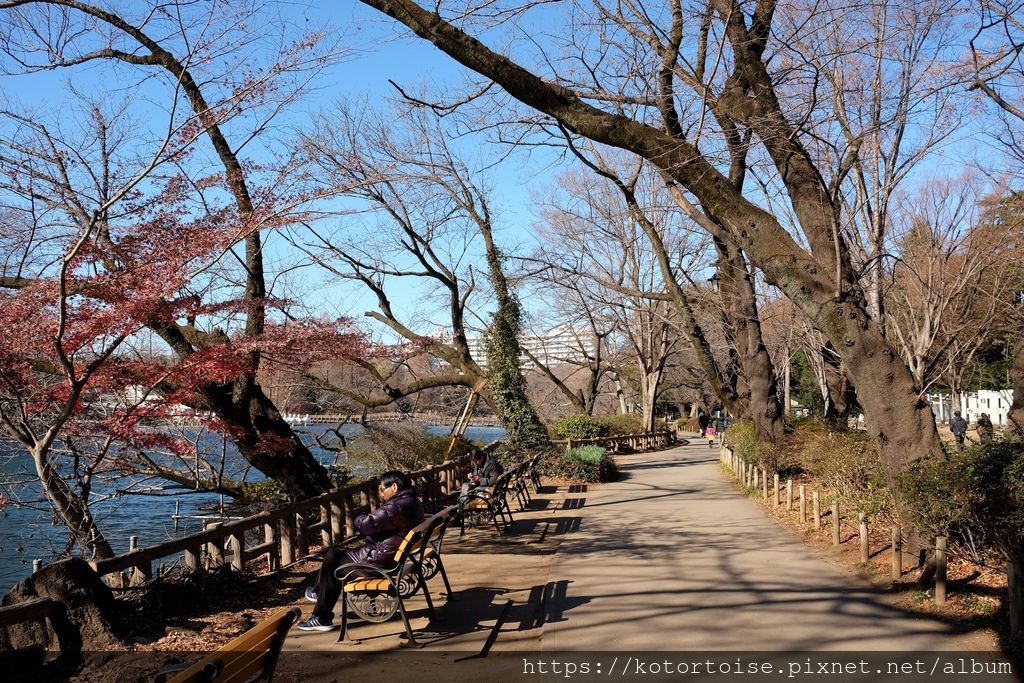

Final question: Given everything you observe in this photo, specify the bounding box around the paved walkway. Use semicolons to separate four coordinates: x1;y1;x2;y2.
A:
283;441;992;663
541;441;959;651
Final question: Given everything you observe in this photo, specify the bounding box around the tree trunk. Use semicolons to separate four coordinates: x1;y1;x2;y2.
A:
640;373;660;432
479;214;552;452
783;348;792;415
0;558;122;655
207;382;331;499
32;452;114;560
718;238;783;440
1009;323;1024;438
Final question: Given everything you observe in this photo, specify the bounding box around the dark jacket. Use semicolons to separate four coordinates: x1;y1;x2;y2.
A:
950;416;968;436
352;488;424;566
473;455;504;487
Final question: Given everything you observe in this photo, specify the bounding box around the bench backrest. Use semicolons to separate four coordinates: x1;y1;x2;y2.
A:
167;607;299;683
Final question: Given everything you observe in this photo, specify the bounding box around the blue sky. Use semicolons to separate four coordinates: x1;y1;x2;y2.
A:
0;0;561;342
1;0;1003;345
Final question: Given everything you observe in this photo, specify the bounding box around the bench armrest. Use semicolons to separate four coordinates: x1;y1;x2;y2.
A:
333;562;394;583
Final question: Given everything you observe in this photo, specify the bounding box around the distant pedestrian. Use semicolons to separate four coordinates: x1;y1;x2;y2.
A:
977;413;994;444
706;424;717;448
697;411;710;437
950;411;968;451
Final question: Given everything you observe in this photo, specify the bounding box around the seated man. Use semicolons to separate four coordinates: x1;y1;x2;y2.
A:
298;470;424;632
460;450;503;499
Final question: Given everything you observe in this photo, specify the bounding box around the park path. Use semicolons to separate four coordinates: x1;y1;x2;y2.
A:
540;440;962;651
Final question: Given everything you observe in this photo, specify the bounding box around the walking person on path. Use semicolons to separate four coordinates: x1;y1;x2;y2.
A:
697;411;710;438
977;413;994;444
950;411;968;451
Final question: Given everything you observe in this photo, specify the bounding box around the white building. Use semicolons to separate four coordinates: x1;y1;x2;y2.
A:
465;325;596;370
927;390;1014;426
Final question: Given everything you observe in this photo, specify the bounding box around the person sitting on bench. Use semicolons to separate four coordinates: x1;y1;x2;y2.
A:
460;450;503;499
298;470;424;632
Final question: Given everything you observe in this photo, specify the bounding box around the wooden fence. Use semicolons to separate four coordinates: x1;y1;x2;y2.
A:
553;430;676;454
718;443;1023;628
84;454;479;588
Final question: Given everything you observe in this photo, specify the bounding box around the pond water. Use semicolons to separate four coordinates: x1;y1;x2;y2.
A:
0;423;505;593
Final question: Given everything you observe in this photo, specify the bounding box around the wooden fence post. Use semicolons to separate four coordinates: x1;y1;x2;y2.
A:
859;513;869;563
330;499;344;540
891;525;902;581
229;530;246;572
279;514;296;566
813;491;821;530
1009;559;1024;634
264;523;278;572
295;512;309;559
762;470;769;500
127;536;150;587
205;521;225;569
831;502;840;546
935;536;947;606
774;474;780;506
786;479;793;511
799;486;806;523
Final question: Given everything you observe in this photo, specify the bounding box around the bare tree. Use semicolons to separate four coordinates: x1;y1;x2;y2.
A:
886;176;1018;398
353;0;960;515
294;101;550;449
969;0;1024;436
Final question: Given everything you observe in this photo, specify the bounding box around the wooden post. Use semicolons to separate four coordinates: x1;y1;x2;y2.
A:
229;531;246;572
184;546;200;571
859;513;869;563
1009;559;1024;634
344;494;357;536
264;523;278;572
891;525;902;581
295;512;309;559
762;469;769;500
813;491;821;530
774;474;780;506
205;521;224;568
279;514;296;566
799;485;806;523
935;536;947;605
566;439;573;454
128;535;151;587
753;467;759;493
831;502;840;546
786;479;793;511
330;500;344;539
320;504;332;546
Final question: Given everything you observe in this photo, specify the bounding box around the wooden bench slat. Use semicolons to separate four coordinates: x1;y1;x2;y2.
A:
167;608;296;683
217;650;273;683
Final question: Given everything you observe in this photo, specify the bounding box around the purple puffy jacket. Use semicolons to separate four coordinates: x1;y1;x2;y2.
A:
351;487;424;565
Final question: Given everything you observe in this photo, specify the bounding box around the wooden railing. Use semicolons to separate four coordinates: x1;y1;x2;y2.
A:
553;430;676;454
85;452;484;588
0;597;79;658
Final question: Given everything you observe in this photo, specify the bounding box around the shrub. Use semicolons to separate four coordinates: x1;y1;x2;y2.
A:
788;418;891;516
553;414;608;440
902;440;1024;561
600;413;644;435
725;419;760;465
346;424;477;478
543;445;619;482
